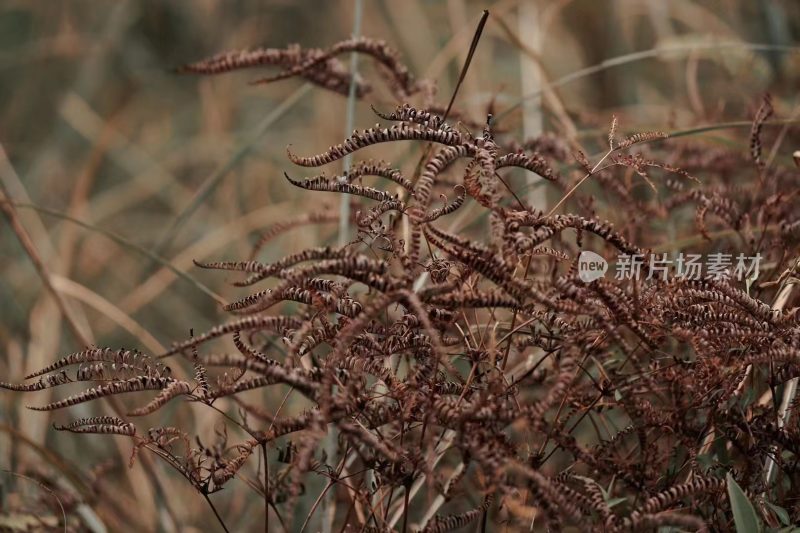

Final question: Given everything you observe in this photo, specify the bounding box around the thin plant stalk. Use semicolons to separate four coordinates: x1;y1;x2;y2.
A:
324;2;364;531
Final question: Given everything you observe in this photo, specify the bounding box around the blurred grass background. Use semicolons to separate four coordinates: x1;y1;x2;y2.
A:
1;1;799;531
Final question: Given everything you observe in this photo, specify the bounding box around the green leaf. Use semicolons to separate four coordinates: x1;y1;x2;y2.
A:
696;452;714;470
741;387;757;408
606;496;627;509
726;473;761;533
764;501;790;527
572;475;626;509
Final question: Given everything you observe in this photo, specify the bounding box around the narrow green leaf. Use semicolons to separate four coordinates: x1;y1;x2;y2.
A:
764;501;790;527
726;473;761;533
606;497;627;509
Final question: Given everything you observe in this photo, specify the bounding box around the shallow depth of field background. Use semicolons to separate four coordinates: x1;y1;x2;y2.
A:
1;1;799;531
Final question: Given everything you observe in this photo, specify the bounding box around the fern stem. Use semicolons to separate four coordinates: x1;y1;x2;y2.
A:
203;494;230;533
268;441;269;533
325;3;364;531
338;0;364;247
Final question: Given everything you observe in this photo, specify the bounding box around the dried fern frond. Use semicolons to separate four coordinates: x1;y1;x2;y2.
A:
372;103;453;132
345;159;417;196
178;43;370;97
23;347;154;379
6;30;800;533
285;172;398;203
287;125;465;167
54;416;136;436
129;380;194;417
496;151;556;180
425;186;466;222
30;376;175;411
1;371;72;391
249;37;417;97
423;495;494;532
163;316;301;356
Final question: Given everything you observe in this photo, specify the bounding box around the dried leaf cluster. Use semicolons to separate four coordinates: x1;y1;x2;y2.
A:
3;37;800;532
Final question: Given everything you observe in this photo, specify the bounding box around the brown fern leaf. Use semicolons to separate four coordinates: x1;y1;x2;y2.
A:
250;37;417;97
128;380;193;416
371;103;452;132
193;359;210;399
177;46;303;75
287;125;465;167
178;44;370;97
222;257;388;314
415;144;474;212
629;476;724;521
505;212;641;255
496;151;556;180
232;331;276;364
24;347;146;379
195;353;276;375
29;376;174;411
163;316;302;356
284;172;398;203
209;376;285;399
618;512;707;532
192;259;271;274
357;199;407;228
423;494;494;532
211;441;257;487
462;160;494;209
211;357;318;396
346;159;416;196
425;186;466;222
233;246;350;287
1;370;71;391
54;416;136;436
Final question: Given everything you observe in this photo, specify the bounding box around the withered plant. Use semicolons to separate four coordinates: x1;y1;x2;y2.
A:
3;22;800;533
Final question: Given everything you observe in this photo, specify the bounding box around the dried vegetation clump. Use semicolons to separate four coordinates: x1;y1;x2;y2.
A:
3;34;800;532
